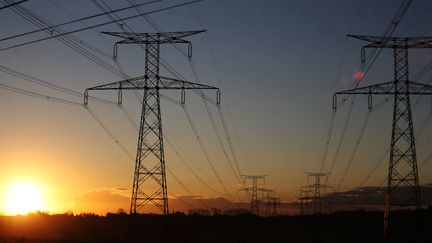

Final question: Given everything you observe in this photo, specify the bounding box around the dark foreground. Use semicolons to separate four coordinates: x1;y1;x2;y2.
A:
0;209;431;243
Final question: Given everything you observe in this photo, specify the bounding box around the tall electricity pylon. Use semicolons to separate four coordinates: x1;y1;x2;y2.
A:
262;188;275;217
267;196;280;217
84;30;219;242
304;172;330;215
334;35;432;237
238;175;267;215
299;186;311;216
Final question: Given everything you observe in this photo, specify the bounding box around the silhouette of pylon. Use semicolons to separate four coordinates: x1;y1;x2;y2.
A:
334;35;432;237
238;175;267;215
85;30;219;243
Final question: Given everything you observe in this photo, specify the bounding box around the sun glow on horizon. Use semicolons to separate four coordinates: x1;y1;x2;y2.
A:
2;180;48;215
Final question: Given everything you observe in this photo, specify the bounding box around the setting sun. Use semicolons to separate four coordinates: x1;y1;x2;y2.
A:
2;181;48;215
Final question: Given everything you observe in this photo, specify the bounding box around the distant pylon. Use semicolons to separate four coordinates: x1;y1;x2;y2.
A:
267;196;280;217
299;185;311;216
262;188;275;217
334;35;432;237
238;175;267;215
85;30;219;243
300;172;330;215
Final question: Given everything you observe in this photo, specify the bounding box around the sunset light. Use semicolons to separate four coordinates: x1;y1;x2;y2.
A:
2;181;48;215
0;0;430;242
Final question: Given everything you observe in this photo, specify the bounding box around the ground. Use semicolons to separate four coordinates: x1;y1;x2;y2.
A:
0;209;431;243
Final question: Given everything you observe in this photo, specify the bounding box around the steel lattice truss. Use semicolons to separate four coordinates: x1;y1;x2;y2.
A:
86;75;217;91
334;80;432;95
335;35;432;237
299;172;331;215
347;35;432;49
238;175;267;215
101;30;205;44
85;31;218;242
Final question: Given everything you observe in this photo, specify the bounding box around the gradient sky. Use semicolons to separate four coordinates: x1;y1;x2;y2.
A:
0;0;432;215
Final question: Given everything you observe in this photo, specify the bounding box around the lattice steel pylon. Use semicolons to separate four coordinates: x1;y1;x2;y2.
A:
266;195;280;217
303;172;330;215
299;186;310;216
334;35;432;237
262;188;275;217
238;175;267;215
84;30;219;242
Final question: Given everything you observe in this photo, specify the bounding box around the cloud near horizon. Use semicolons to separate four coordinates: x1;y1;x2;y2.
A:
72;188;130;215
71;189;246;215
71;185;432;215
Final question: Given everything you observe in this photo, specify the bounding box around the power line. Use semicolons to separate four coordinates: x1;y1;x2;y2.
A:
181;104;234;200
327;96;357;174
93;1;241;195
4;1;128;77
336;109;371;192
186;5;253;171
0;0;27;11
0;64;116;106
164;135;224;195
116;86;224;194
0;0;202;52
0;80;212;208
319;109;336;172
216;104;243;178
0;0;163;42
335;96;392;190
125;0;247;183
360;107;432;187
336;0;413;109
0;82;83;107
96;8;234;195
199;88;243;184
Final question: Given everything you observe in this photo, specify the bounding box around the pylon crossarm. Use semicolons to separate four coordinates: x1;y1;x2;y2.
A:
102;30;205;44
159;76;218;90
86;75;218;91
348;35;432;48
335;81;432;95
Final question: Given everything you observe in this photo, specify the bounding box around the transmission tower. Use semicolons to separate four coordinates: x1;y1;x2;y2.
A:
262;188;275;217
238;175;267;215
334;35;432;237
301;172;330;215
84;30;219;242
267;196;280;217
299;186;310;216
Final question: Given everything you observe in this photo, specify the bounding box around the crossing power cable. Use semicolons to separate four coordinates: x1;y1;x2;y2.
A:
0;0;202;52
325;0;413;186
181;104;234;200
187;5;254;172
316;0;367;173
125;0;246;187
93;4;235;199
184;7;246;180
0;0;28;11
117;93;225;196
0;0;163;42
0;0;230;209
0;82;83;107
3;1;128;78
357;74;432;187
0;64;116;106
84;104;213;209
335;97;392;191
0;77;210;211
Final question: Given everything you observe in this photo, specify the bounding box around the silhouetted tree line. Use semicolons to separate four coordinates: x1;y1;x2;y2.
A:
0;208;431;243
